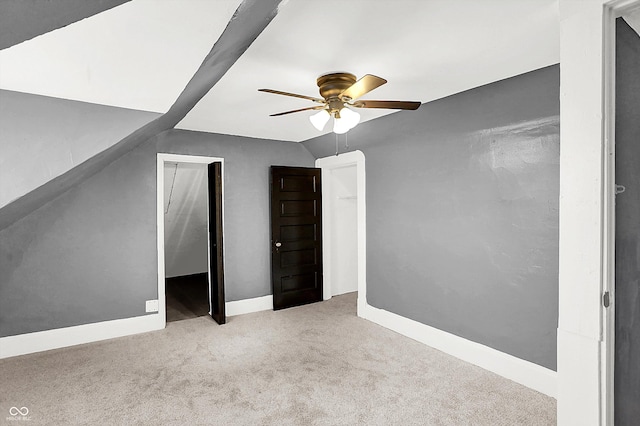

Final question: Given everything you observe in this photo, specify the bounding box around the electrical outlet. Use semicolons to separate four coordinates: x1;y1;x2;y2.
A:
145;299;159;313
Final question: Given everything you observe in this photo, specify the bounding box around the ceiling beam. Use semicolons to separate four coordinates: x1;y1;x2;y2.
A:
0;0;285;230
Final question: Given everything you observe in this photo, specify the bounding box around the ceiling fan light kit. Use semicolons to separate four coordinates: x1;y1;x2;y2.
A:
332;107;360;134
259;72;421;134
309;109;330;131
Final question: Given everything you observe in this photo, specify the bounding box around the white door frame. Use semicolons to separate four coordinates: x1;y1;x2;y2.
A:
558;1;640;422
156;153;225;329
316;150;367;316
602;1;640;423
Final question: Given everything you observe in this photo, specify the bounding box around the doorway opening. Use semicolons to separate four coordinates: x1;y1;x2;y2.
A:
156;154;226;328
163;162;209;322
317;150;367;316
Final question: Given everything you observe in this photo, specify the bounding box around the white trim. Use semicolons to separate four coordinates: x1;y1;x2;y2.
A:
316;150;367;316
0;314;162;359
225;295;273;317
0;296;559;397
609;0;640;15
602;3;617;424
361;302;557;398
0;294;273;359
157;153;225;327
558;1;608;423
557;1;640;423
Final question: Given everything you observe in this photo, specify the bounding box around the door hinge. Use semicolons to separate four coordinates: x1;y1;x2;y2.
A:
615;184;626;195
603;291;611;308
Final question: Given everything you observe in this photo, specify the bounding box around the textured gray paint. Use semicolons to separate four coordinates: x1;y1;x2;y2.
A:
614;18;640;425
0;0;287;337
0;129;314;337
304;65;560;370
0;0;283;231
0;143;155;337
0;0;130;50
0;90;160;208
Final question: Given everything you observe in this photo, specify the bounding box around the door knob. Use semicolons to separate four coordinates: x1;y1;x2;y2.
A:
275;242;282;248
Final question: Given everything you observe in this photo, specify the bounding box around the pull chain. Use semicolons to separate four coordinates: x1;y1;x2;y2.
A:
335;131;351;156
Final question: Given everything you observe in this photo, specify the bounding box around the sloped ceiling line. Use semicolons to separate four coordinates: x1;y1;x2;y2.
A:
0;0;285;231
163;0;283;124
2;0;561;143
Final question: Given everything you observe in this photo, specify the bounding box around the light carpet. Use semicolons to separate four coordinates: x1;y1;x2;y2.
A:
0;293;556;425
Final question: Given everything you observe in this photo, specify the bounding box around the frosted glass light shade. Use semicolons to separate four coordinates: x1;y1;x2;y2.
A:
309;109;330;131
333;107;360;134
340;107;360;130
333;116;350;134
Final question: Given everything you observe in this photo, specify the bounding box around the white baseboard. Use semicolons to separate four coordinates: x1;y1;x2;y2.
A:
1;295;554;400
556;328;601;424
0;295;274;360
226;295;273;316
361;303;557;398
0;314;163;360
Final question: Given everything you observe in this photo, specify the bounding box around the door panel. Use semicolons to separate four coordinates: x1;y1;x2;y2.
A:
208;162;225;325
281;273;318;292
614;17;640;425
281;200;317;216
281;224;316;241
271;166;323;310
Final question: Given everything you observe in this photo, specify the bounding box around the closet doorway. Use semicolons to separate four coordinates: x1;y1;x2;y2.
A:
157;154;225;327
317;150;367;316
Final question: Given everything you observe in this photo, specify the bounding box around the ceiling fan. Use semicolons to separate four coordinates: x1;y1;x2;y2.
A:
259;72;421;134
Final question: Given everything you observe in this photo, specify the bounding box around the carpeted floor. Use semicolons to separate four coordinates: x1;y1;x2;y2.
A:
0;293;556;425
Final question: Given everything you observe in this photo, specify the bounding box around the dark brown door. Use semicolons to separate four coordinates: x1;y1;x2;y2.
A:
208;162;225;324
615;17;640;424
270;166;323;310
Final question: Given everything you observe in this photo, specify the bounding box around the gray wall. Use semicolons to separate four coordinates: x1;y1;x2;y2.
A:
0;90;160;208
0;0;282;232
0;129;314;337
614;18;640;425
304;65;560;370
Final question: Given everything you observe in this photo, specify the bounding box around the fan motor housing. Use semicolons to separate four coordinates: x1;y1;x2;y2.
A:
317;72;356;100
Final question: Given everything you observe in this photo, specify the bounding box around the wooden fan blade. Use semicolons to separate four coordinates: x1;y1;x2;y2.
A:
259;88;325;103
340;74;387;100
270;105;326;117
351;100;421;110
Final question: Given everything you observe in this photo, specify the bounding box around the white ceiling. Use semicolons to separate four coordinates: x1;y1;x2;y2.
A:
0;0;560;142
0;0;241;113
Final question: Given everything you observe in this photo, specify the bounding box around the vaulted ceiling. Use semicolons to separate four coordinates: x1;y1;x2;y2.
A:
0;0;560;142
